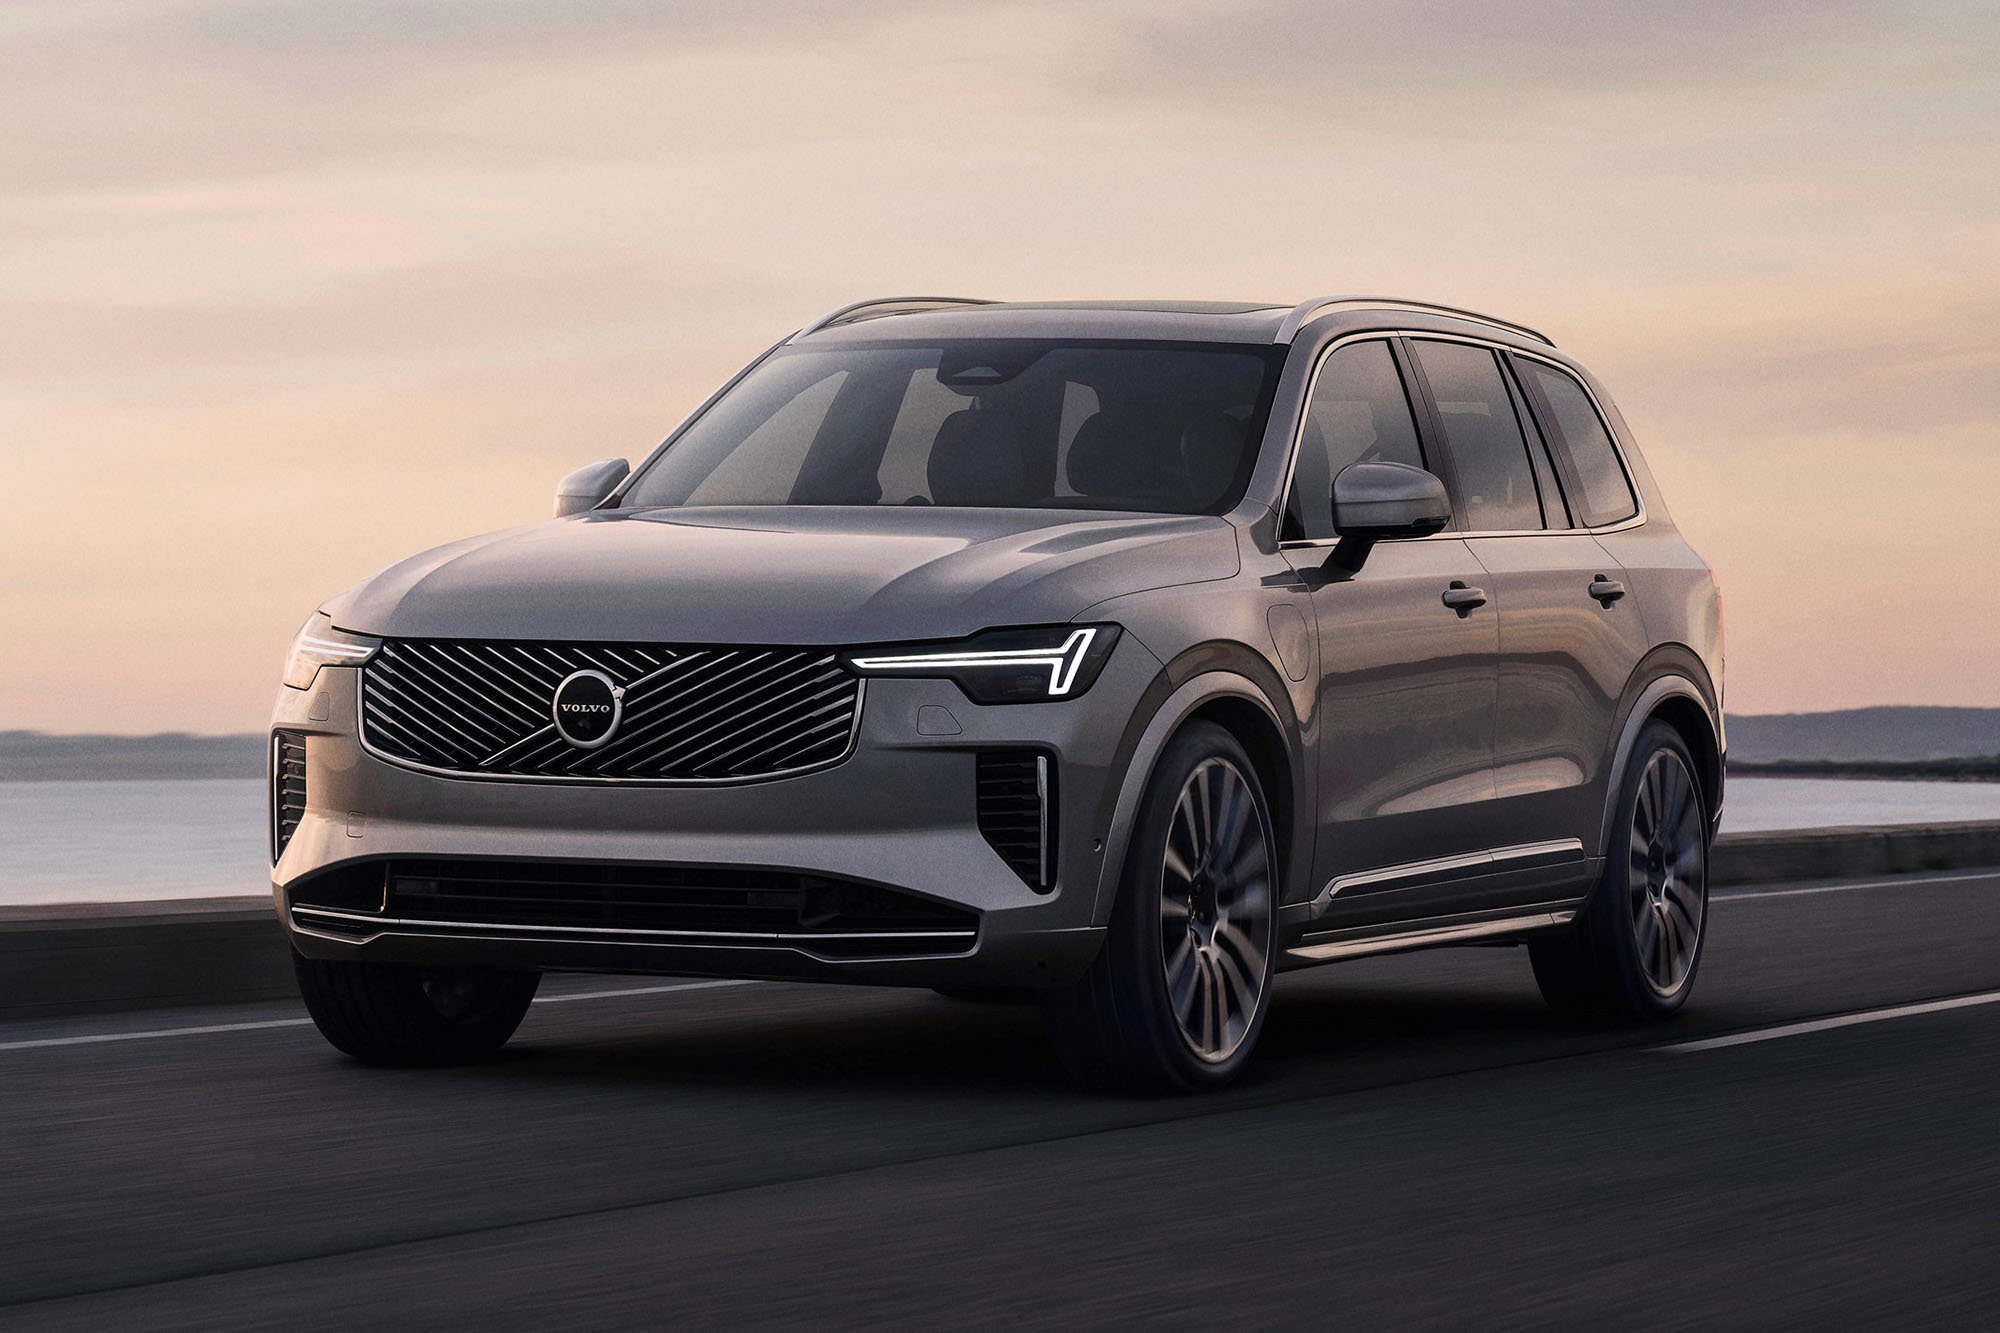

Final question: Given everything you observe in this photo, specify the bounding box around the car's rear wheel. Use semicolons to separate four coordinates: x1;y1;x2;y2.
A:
1530;720;1709;1021
1046;721;1277;1092
293;952;540;1065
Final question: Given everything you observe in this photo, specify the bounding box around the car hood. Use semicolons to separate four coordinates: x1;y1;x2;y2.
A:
323;506;1238;644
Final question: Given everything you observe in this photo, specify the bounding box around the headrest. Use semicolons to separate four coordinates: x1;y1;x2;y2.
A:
1179;412;1246;510
1065;412;1158;500
927;407;1032;507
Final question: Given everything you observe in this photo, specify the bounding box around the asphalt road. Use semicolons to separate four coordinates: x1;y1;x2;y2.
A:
3;868;1998;1329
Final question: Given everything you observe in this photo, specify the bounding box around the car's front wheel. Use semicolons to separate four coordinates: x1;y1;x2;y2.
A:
1046;721;1277;1092
1530;720;1709;1021
293;952;540;1065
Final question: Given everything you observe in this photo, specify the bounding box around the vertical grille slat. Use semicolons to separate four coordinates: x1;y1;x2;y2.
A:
271;731;308;863
360;639;862;783
977;750;1055;892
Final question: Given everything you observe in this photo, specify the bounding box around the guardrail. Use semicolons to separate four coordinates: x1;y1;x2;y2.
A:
4;822;1999;1020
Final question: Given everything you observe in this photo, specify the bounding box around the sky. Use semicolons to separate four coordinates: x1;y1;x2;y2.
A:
3;0;1997;733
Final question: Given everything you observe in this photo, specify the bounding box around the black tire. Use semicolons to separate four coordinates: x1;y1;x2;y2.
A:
1530;720;1710;1022
1045;721;1278;1093
293;952;540;1066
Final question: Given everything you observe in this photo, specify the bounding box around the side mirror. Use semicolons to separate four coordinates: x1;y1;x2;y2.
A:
1327;461;1450;571
553;458;630;518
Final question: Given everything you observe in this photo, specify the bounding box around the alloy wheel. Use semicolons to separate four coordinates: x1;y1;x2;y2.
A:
1158;757;1274;1063
1627;749;1706;996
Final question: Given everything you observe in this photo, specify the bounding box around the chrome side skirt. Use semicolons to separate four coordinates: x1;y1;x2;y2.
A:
1285;905;1577;964
1308;838;1585;917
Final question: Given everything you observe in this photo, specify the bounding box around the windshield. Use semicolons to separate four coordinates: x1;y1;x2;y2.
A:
617;340;1284;515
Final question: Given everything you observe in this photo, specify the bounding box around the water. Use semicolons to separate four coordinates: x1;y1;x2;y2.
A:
5;776;2000;907
1717;777;2000;833
1;780;270;907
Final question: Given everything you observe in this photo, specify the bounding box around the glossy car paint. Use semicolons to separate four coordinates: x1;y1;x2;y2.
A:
273;299;1723;988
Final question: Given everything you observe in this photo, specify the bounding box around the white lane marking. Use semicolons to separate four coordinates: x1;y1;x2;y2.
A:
1714;868;2000;902
533;979;757;1005
1657;989;2000;1053
0;979;761;1053
0;1018;314;1051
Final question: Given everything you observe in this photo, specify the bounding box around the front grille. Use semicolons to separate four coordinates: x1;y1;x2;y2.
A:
977;750;1054;891
271;731;307;862
289;859;979;959
359;639;862;782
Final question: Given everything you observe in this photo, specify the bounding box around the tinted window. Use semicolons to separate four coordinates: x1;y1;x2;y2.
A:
1504;360;1570;528
1285;340;1425;540
621;341;1282;515
1520;361;1637;526
1411;340;1542;532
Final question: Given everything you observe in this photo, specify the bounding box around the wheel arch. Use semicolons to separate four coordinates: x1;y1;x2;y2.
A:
1088;650;1309;928
1597;648;1724;861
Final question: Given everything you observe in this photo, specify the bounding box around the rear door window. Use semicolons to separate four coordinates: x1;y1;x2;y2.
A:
1409;340;1543;532
1518;361;1638;527
1503;359;1571;528
1285;339;1426;540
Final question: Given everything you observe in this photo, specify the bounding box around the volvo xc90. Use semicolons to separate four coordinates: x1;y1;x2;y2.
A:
272;295;1723;1091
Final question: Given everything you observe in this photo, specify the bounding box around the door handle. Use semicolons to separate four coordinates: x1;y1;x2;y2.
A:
1588;576;1627;606
1442;581;1487;617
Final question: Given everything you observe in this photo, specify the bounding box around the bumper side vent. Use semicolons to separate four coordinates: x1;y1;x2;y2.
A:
976;750;1054;891
271;730;307;863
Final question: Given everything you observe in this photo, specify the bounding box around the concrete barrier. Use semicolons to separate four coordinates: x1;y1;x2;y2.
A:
0;897;289;1020
4;822;1999;1020
1711;820;2000;886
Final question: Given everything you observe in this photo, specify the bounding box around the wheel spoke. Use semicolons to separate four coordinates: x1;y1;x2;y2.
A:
1635;764;1660;841
1213;915;1267;981
1175;783;1203;861
1670;836;1704;885
1209;959;1232;1050
1656;908;1674;984
1213;947;1258;1025
1633;899;1658;963
1168;944;1199;1024
1190;765;1214;861
1665;892;1699;959
1657;763;1681;835
1193;955;1218;1052
1212;774;1248;870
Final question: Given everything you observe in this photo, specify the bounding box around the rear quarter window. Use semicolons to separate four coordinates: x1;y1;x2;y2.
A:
1520;361;1638;527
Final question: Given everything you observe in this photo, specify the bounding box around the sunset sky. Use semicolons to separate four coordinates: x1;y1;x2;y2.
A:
4;0;1997;733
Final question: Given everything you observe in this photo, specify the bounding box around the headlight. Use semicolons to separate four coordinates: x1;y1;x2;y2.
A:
845;625;1120;705
282;612;381;690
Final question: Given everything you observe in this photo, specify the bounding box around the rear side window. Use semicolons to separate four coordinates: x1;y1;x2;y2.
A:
1286;339;1425;540
1519;361;1638;527
1409;340;1543;532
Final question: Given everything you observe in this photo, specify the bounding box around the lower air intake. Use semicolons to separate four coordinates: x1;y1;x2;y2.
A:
288;859;979;959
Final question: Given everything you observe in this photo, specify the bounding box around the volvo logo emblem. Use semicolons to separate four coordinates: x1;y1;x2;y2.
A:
551;669;624;749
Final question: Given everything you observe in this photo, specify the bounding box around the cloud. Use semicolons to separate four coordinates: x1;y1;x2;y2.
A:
3;0;1999;725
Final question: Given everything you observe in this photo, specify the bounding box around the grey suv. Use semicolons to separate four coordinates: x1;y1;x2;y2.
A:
272;295;1723;1091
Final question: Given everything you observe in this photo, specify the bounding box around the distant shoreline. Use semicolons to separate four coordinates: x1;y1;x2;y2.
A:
1728;760;2000;784
0;732;263;782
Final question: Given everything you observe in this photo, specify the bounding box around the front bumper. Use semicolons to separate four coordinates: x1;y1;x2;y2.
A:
270;637;1163;988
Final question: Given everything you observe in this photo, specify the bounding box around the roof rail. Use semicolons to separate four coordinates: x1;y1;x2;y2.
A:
1274;295;1554;347
793;296;996;339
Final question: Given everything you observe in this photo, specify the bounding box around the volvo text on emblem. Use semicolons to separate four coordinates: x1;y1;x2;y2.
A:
551;669;624;749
